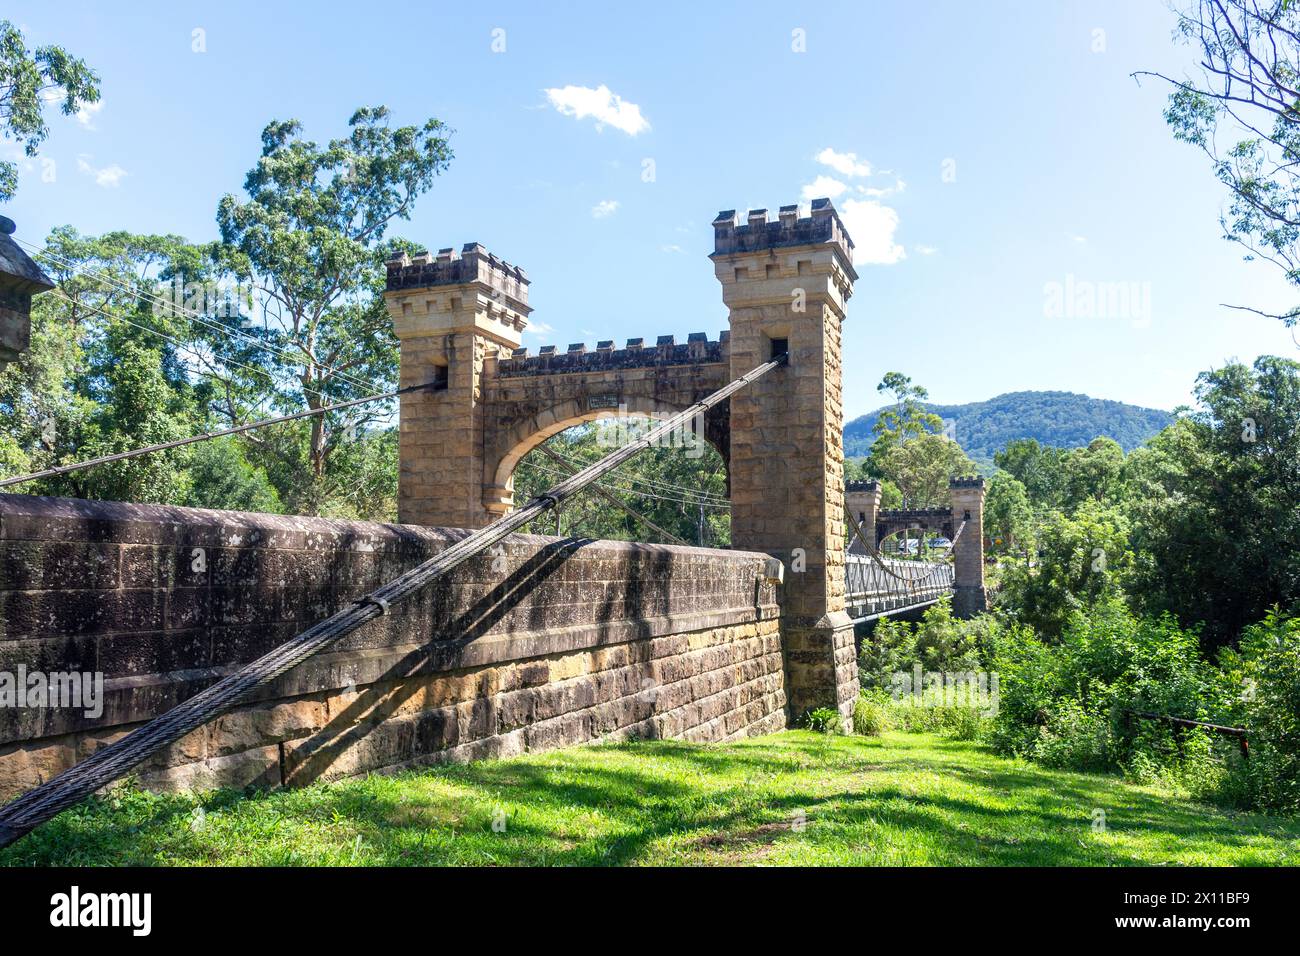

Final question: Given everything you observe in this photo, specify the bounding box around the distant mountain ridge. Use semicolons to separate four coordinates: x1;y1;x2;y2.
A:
844;390;1174;466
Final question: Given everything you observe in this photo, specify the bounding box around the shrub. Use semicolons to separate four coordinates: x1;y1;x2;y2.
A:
988;597;1219;776
1027;699;1113;772
859;601;1000;690
996;502;1133;639
804;707;842;735
1226;611;1300;813
852;692;892;736
885;690;990;741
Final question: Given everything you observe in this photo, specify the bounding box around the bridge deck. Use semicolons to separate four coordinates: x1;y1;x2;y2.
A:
844;553;954;623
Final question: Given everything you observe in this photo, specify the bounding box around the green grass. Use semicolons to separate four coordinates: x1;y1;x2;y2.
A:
3;731;1298;866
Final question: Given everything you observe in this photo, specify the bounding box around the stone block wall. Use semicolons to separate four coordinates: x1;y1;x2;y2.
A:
0;495;785;801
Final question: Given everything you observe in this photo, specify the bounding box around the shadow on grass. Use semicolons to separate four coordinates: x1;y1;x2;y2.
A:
2;732;1297;867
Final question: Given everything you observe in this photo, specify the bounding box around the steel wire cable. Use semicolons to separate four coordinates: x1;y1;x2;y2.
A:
0;352;787;848
20;239;382;394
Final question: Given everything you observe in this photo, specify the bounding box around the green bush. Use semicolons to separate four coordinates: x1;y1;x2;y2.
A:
803;707;842;735
1224;611;1300;813
1026;699;1114;771
852;692;892;736
984;596;1271;801
995;502;1133;639
885;691;990;741
858;600;999;690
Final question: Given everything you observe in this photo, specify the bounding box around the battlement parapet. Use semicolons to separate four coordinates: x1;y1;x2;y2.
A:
495;332;727;378
386;242;530;308
710;198;855;266
949;476;986;490
845;479;879;493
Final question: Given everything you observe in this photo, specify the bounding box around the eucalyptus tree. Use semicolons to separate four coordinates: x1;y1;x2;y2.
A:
1143;1;1300;329
0;19;99;201
214;107;453;510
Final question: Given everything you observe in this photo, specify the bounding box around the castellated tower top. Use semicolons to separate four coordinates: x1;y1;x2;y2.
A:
383;242;531;349
709;198;857;315
386;242;530;309
710;198;856;279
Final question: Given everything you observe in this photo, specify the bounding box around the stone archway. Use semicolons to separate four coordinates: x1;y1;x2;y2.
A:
484;394;730;518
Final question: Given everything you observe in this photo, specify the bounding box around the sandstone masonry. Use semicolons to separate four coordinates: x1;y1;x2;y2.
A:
0;495;784;800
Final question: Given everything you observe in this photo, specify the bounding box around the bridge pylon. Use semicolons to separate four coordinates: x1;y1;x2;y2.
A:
384;244;531;529
711;199;860;725
949;476;987;615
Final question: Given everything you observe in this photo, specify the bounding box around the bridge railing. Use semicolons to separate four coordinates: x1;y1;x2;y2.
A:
844;552;954;619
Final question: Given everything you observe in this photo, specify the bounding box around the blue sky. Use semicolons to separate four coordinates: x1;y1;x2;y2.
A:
4;0;1297;420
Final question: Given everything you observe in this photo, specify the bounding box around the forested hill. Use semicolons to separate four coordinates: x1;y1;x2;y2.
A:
843;391;1174;463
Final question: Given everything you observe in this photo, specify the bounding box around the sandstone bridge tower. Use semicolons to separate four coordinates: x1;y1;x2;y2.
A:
384;200;869;723
710;200;860;721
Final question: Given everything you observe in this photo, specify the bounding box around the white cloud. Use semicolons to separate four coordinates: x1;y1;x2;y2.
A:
661;243;685;254
544;84;650;136
75;101;103;128
858;177;906;198
591;199;619;218
914;244;938;256
816;147;871;177
840;199;905;265
801;175;848;200
77;154;126;188
525;321;556;338
1071;235;1088;243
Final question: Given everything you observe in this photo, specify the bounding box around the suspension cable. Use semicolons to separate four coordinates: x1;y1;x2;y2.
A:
0;383;425;490
0;351;787;848
536;445;688;544
535;446;730;506
20;239;382;394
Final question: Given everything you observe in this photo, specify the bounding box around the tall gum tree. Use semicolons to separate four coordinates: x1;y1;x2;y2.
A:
216;107;453;503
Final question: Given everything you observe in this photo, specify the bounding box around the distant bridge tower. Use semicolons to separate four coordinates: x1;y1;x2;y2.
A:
948;476;987;616
845;476;987;617
711;199;860;723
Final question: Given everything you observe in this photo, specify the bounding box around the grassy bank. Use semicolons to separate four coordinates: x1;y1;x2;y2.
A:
3;731;1297;866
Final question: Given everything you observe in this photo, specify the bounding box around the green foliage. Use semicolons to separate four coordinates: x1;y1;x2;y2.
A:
0;105;456;522
1125;356;1300;646
997;502;1132;638
215;107;452;485
859;600;999;689
852;692;892;736
512;423;731;546
994;438;1068;510
803;707;842;734
182;438;282;514
986;598;1255;796
0;20;100;200
858;605;1002;743
1223;612;1300;814
846;391;1172;464
891;702;988;741
870;372;943;452
873;433;977;508
1159;1;1300;327
984;471;1033;552
858;372;978;507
